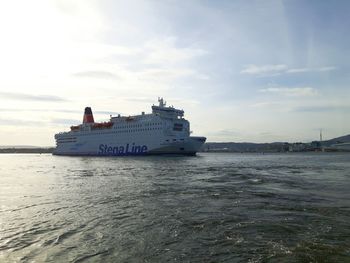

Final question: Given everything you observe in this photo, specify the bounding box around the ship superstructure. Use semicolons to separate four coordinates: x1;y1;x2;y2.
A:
54;98;206;156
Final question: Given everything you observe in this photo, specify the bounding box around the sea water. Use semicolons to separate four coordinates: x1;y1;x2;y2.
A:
0;153;349;262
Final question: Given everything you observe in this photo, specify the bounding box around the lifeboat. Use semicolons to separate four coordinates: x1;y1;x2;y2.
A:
92;122;113;129
70;125;81;131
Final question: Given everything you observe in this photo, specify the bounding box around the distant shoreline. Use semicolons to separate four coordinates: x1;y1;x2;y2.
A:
1;134;350;154
0;147;349;154
0;148;55;154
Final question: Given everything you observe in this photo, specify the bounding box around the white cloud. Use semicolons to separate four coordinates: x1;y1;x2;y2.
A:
72;70;119;79
240;64;337;76
0;92;68;102
240;64;287;75
259;87;318;97
0;1;347;145
250;101;283;108
286;66;336;73
143;37;207;65
136;68;196;81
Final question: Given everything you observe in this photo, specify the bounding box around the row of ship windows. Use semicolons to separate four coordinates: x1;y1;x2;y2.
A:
112;127;162;133
57;140;77;144
62;128;162;138
114;122;162;129
58;137;76;140
166;139;184;142
58;138;185;144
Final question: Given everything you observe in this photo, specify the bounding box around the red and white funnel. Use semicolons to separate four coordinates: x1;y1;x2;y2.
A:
83;107;94;123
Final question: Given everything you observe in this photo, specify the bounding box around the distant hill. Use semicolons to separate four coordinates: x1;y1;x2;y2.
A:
201;142;289;152
202;133;350;152
323;134;350;145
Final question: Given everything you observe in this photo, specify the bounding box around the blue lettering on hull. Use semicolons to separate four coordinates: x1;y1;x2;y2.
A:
99;143;148;156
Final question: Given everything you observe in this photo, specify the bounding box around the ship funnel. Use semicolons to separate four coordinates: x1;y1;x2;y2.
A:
83;107;95;123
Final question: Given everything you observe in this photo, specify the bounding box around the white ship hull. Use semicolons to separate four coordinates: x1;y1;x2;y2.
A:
54;99;206;156
53;135;205;156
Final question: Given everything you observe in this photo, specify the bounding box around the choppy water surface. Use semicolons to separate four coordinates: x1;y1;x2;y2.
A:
1;153;350;262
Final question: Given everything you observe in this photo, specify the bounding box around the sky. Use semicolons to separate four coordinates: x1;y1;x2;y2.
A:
0;0;349;146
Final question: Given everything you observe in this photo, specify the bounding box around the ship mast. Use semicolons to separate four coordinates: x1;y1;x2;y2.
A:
320;129;325;152
158;97;166;107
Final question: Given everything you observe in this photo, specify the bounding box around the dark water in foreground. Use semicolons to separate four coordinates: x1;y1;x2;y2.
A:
0;153;350;262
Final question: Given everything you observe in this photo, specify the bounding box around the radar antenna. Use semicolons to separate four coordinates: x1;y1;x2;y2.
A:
158;97;166;107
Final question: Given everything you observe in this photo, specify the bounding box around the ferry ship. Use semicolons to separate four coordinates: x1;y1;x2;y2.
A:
53;98;206;156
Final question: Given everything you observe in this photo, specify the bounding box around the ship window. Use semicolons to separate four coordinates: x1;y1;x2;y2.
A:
173;139;177;141
173;123;183;131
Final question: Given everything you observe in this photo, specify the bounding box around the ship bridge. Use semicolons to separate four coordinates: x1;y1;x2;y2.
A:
152;98;184;119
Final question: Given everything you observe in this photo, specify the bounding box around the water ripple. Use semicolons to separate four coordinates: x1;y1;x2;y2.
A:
0;153;350;262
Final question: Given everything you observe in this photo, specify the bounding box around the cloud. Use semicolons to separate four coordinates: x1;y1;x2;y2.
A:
136;68;196;81
286;66;336;73
0;108;120;115
67;37;208;85
207;129;243;138
259;87;318;97
143;37;207;65
293;105;350;112
72;71;119;79
94;110;121;115
240;64;337;76
123;97;156;104
50;118;80;125
0;118;43;126
240;64;287;75
0;117;79;127
0;92;67;102
250;101;283;108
